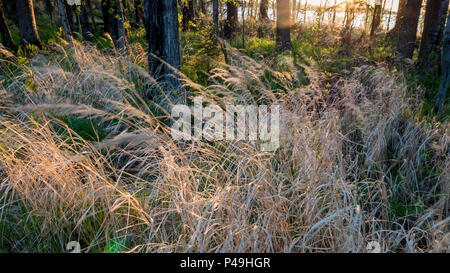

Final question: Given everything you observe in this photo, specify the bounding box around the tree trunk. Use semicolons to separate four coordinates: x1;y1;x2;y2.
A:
112;0;128;52
396;0;423;59
87;0;96;31
56;0;73;48
224;0;238;38
418;0;449;70
16;0;42;48
182;0;195;31
435;14;450;114
213;0;219;36
259;0;269;21
64;2;75;32
80;0;92;41
390;0;406;38
101;0;112;34
276;0;292;51
242;0;245;48
0;0;16;51
145;0;182;94
370;0;382;37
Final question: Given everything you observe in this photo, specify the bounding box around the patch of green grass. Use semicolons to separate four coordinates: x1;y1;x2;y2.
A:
58;115;106;142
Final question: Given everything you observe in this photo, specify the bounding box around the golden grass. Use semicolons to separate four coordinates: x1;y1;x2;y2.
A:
0;41;448;253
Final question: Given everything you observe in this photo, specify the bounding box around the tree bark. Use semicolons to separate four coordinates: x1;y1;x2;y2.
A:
0;0;16;51
112;0;128;53
64;1;74;32
396;0;423;59
145;0;182;94
87;0;97;31
101;0;112;34
435;13;450;114
56;0;73;48
418;0;449;70
224;0;238;39
370;0;382;37
80;0;92;41
213;0;219;36
16;0;42;48
390;0;406;38
260;0;269;21
276;0;292;51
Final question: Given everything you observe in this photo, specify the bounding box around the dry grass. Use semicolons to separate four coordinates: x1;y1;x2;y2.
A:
0;40;448;253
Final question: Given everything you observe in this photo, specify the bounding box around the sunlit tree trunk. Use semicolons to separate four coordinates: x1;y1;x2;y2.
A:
16;0;42;48
276;0;292;51
0;0;16;51
419;0;449;70
435;14;450;114
396;0;423;59
370;0;382;37
304;0;308;23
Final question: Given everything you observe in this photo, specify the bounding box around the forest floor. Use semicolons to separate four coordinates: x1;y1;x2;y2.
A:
0;24;448;253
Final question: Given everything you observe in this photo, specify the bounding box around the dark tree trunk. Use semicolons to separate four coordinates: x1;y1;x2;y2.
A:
101;0;112;34
435;14;450;114
145;0;181;94
260;0;269;21
56;0;73;47
134;0;144;25
419;0;449;70
16;0;42;48
276;0;291;51
87;0;97;31
213;0;219;36
182;0;195;31
111;0;128;52
370;0;382;37
80;0;92;41
64;2;74;32
0;0;16;51
390;0;406;38
3;0;17;24
396;0;423;59
224;0;238;39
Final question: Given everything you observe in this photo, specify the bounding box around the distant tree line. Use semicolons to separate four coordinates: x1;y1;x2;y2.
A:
0;0;448;112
